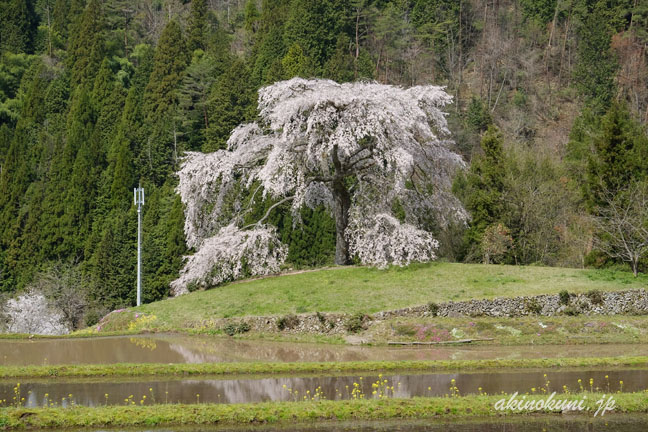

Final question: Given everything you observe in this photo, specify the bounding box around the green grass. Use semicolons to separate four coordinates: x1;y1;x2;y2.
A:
2;393;648;428
130;263;648;326
368;315;648;345
2;357;648;380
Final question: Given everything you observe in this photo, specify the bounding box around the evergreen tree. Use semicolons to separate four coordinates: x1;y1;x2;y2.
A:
584;104;648;212
204;59;256;152
283;0;348;68
187;0;208;52
0;60;50;291
322;34;355;82
573;4;617;111
66;0;105;86
281;43;317;78
453;126;507;257
141;181;186;303
139;20;189;184
142;20;189;119
86;208;136;310
0;0;39;54
59;87;99;259
52;0;85;42
251;0;289;84
177;52;223;151
244;0;260;37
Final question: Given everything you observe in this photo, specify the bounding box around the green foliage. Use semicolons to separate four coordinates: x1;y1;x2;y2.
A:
466;97;492;132
573;5;617;111
559;290;570;305
582;104;648;212
524;298;542;315
66;0;105;86
143;20;189;119
285;206;336;268
519;0;558;24
322;34;355;82
281;43;317;78
178;51;228;150
0;0;39;54
345;312;371;333
223;322;251;336
563;305;580;316
454;126;507;259
426;302;439;316
187;0;208;52
277;313;299;330
586;289;604;305
204;59;255;152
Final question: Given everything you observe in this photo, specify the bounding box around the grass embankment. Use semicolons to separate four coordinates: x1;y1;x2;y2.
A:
2;357;648;380
369;315;648;345
2;393;648;429
134;263;647;321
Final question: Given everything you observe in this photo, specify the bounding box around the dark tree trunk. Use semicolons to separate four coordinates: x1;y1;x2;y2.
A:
333;178;351;265
331;144;351;265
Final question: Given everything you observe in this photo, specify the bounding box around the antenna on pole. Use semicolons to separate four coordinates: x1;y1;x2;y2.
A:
134;184;145;306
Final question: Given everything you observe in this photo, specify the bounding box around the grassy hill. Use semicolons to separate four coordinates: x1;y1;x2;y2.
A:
133;263;647;324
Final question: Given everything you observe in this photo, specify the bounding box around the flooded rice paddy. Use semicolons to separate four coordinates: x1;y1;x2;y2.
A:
20;416;648;432
2;334;648;365
2;368;646;407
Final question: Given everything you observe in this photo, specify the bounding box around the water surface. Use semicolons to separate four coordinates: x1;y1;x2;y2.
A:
2;334;648;365
21;415;648;432
2;368;644;407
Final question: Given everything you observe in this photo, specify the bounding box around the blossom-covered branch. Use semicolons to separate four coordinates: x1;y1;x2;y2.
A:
173;78;467;293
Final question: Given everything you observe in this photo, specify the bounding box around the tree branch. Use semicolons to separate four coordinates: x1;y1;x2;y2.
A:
242;196;295;229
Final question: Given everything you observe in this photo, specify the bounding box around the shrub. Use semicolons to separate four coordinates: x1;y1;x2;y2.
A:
427;302;439;316
345;312;371;333
223;322;250;336
316;311;327;325
524;298;542;315
586;289;604;305
187;281;201;293
559;290;570;305
277;314;299;330
563;305;580;316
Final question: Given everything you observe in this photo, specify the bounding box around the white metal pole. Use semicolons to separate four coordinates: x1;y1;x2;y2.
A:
135;186;144;307
137;202;141;307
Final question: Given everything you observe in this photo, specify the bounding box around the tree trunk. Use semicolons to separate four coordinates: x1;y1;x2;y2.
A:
331;144;351;265
332;178;351;265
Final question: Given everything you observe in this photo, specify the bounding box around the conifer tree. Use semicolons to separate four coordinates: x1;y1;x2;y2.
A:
454;126;507;254
143;20;189;119
187;0;208;52
573;5;617;111
281;43;318;78
66;0;105;86
584;104;648;212
0;0;39;54
204;59;255;152
322;34;355;82
59;87;100;259
282;0;347;68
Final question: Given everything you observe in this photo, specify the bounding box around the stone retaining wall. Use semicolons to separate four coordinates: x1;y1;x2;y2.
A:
196;289;648;335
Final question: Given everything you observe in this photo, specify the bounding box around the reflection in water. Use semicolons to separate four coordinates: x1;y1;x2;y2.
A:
2;369;646;407
146;416;648;432
2;334;648;365
18;416;648;432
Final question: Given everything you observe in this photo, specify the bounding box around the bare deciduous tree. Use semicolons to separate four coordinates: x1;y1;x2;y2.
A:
30;262;88;330
593;182;648;277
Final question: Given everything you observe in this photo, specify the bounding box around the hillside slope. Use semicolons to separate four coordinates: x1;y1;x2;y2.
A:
132;263;646;323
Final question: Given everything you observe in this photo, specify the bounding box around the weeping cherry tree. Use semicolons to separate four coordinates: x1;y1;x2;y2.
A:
172;78;466;295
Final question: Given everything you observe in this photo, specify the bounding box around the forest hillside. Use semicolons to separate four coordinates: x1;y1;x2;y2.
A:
1;0;647;327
